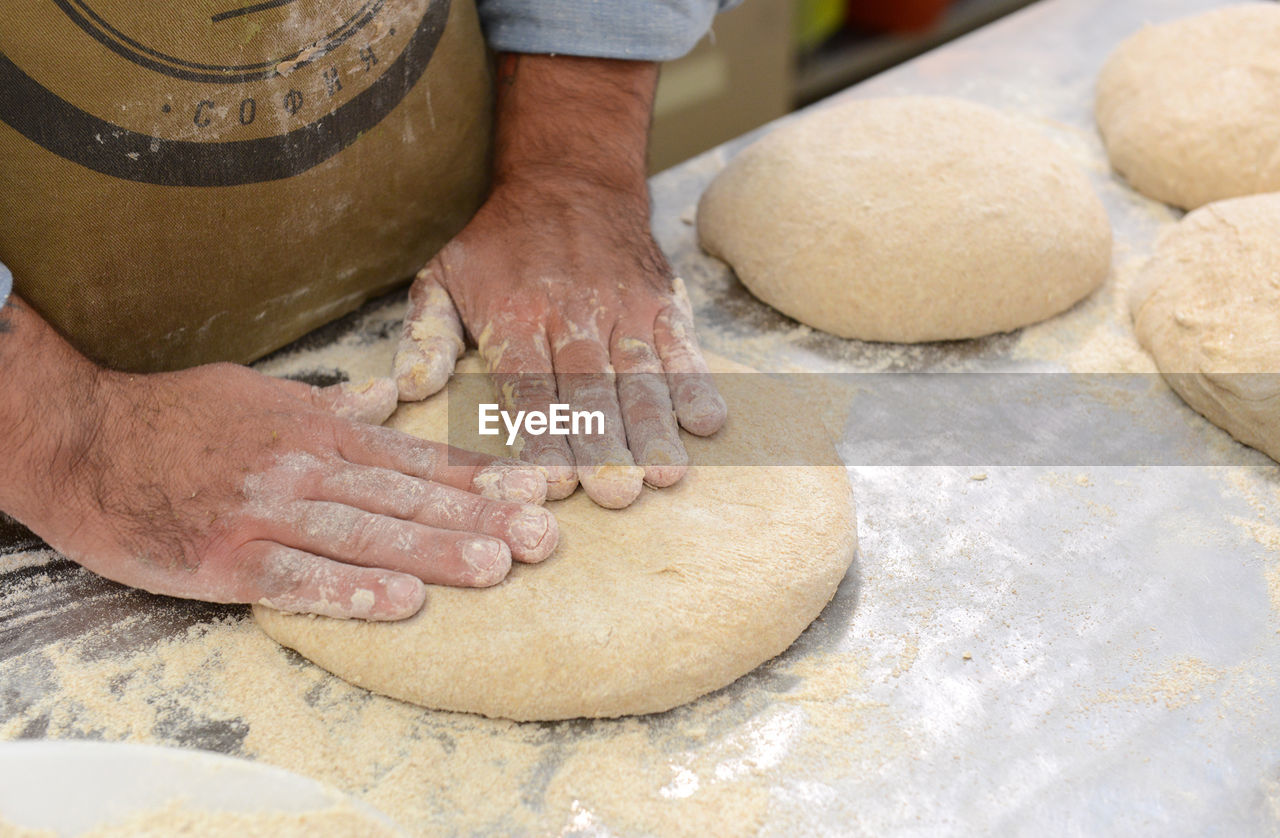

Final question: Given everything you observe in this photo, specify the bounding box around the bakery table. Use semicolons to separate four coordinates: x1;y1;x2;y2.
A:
3;0;1278;833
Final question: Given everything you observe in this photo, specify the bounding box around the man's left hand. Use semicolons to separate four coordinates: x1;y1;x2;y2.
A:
393;54;726;509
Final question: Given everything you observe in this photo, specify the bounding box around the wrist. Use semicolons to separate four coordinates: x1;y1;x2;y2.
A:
489;165;651;226
479;175;674;292
491;53;657;197
0;296;110;528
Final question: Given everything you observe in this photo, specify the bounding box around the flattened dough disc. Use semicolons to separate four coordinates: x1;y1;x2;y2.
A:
254;354;857;720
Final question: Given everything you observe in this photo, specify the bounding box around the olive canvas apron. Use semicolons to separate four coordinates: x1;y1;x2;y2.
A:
0;0;491;371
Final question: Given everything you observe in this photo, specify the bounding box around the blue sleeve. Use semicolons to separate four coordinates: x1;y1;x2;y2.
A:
476;0;742;61
0;262;11;310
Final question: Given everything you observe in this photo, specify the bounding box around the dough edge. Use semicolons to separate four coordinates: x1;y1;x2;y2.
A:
697;95;1111;343
254;354;858;721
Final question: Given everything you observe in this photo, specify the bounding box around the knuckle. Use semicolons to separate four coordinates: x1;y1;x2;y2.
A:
398;439;442;475
236;546;300;601
669;378;711;408
288;467;329;501
554;337;608;373
412;261;441;288
617;369;667;402
446;488;491;534
292;409;341;447
348;423;397;460
346;515;388;558
563;371;616;404
470;497;510;534
521;433;570;461
500;373;557;407
399;475;432;509
613;337;659;368
294;504;335;543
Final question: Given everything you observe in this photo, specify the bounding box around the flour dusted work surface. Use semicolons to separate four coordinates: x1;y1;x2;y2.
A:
1096;4;1280;211
254;354;857;721
696;96;1112;343
1131;193;1280;464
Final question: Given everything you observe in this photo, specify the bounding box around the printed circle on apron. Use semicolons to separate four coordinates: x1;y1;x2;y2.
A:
0;0;449;186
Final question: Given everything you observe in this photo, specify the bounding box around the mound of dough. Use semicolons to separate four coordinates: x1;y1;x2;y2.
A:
1096;4;1280;210
697;96;1111;343
255;354;857;721
1131;193;1280;463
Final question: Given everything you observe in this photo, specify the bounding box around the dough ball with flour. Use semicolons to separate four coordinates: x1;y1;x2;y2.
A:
697;96;1111;343
1131;193;1280;463
1096;4;1280;210
255;354;857;721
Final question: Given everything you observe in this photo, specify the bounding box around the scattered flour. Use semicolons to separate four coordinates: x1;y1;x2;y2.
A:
0;573;904;837
1095;657;1225;710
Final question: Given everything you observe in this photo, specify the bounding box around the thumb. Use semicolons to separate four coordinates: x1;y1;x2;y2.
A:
394;263;464;401
316;378;399;424
270;375;398;424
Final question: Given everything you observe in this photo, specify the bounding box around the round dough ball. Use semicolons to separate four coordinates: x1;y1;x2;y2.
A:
1131;193;1280;463
696;96;1111;343
1096;4;1280;210
254;354;857;721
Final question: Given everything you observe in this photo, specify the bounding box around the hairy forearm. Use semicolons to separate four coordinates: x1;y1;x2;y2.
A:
492;54;658;198
0;294;105;524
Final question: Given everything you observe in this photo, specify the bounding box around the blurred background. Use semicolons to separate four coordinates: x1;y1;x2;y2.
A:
649;0;1041;172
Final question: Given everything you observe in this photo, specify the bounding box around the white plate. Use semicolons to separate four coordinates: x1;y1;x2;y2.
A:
0;740;402;835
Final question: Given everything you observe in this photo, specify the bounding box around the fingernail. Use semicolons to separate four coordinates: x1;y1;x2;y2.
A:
501;468;547;504
332;378;398;424
394;350;450;401
476;463;547;505
383;576;425;617
683;395;726;436
386;574;424;603
535;449;572;470
692;395;720;419
476;465;545;504
462;538;510;584
580;462;645;510
510;508;558;561
640;439;684;467
639;440;689;488
530;450;577;500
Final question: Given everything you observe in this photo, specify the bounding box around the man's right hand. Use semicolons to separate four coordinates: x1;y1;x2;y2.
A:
0;294;557;621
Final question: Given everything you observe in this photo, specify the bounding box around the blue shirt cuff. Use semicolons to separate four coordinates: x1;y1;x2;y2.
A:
476;1;739;61
0;262;11;311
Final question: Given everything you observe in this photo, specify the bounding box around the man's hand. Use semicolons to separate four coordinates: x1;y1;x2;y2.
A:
0;296;557;620
394;54;726;509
